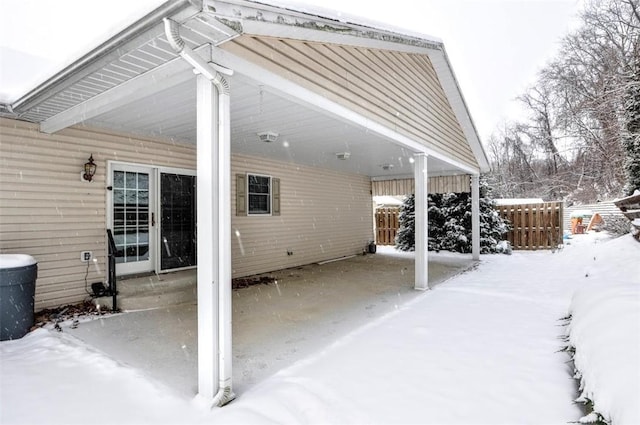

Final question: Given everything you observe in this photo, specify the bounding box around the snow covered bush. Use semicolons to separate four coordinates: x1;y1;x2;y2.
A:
495;240;512;255
565;282;640;425
601;215;632;237
395;194;415;251
395;177;510;253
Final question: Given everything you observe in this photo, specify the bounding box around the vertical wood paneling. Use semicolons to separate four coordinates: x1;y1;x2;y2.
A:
0;118;196;310
221;35;479;170
375;207;399;245
496;202;563;250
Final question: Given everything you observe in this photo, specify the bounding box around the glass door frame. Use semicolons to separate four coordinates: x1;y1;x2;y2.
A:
107;162;156;276
158;167;197;273
107;161;197;276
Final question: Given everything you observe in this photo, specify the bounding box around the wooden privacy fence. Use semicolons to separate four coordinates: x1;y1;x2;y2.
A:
496;202;563;250
375;207;399;245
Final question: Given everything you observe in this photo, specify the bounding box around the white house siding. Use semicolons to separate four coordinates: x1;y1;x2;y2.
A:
231;154;373;277
0;118;373;309
0;118;196;310
372;175;471;197
221;35;479;170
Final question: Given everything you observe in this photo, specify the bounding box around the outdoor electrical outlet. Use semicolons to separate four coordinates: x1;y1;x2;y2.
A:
287;249;293;256
81;251;92;262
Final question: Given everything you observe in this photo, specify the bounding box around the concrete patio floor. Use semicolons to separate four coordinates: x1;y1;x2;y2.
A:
66;248;474;398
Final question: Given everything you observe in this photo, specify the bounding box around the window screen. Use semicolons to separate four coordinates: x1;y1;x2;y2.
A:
248;174;271;214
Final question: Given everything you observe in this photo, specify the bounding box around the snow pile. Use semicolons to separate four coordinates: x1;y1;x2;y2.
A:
0;329;210;425
495;239;512;254
567;236;640;424
569;283;640;424
0;254;36;268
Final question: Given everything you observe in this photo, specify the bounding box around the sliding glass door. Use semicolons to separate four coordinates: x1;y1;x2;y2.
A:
160;173;196;271
109;163;196;276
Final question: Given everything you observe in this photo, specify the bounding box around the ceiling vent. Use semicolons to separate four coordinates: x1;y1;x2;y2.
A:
336;152;351;160
257;131;279;143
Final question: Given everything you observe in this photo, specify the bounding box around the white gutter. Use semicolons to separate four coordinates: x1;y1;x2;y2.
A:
163;18;233;88
163;17;235;407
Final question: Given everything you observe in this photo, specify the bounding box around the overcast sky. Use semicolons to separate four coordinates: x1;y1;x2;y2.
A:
0;0;581;142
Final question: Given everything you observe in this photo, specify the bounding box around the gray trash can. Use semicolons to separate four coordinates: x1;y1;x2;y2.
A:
0;254;37;341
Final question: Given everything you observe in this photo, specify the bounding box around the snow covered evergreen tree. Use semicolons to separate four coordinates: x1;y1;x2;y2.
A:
427;193;446;251
395;178;510;253
395;194;415;251
476;179;511;253
440;192;470;253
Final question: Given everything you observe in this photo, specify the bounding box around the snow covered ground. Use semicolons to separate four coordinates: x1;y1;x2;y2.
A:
567;237;640;425
1;232;638;424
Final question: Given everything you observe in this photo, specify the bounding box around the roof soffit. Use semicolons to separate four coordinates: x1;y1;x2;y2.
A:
11;0;205;116
12;9;241;125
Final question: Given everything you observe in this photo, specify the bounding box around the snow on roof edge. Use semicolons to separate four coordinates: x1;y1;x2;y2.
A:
245;0;444;46
569;209;594;217
494;198;545;206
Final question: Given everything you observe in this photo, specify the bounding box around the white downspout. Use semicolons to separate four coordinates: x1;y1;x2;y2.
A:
163;18;234;407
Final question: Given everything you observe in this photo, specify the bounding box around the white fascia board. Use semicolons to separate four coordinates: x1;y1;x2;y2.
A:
40;45;212;134
240;20;434;55
212;46;479;175
211;0;442;47
427;47;490;173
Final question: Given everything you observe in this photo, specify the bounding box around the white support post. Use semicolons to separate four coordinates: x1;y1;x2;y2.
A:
471;174;480;261
196;74;219;401
164;17;234;405
414;153;429;290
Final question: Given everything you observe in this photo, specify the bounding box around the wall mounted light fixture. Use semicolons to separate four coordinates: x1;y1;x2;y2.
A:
83;154;97;182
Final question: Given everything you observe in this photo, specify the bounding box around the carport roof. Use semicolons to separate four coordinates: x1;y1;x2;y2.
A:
0;0;489;176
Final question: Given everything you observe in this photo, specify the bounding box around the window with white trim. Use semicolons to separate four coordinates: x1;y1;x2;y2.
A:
247;174;271;215
236;173;280;217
